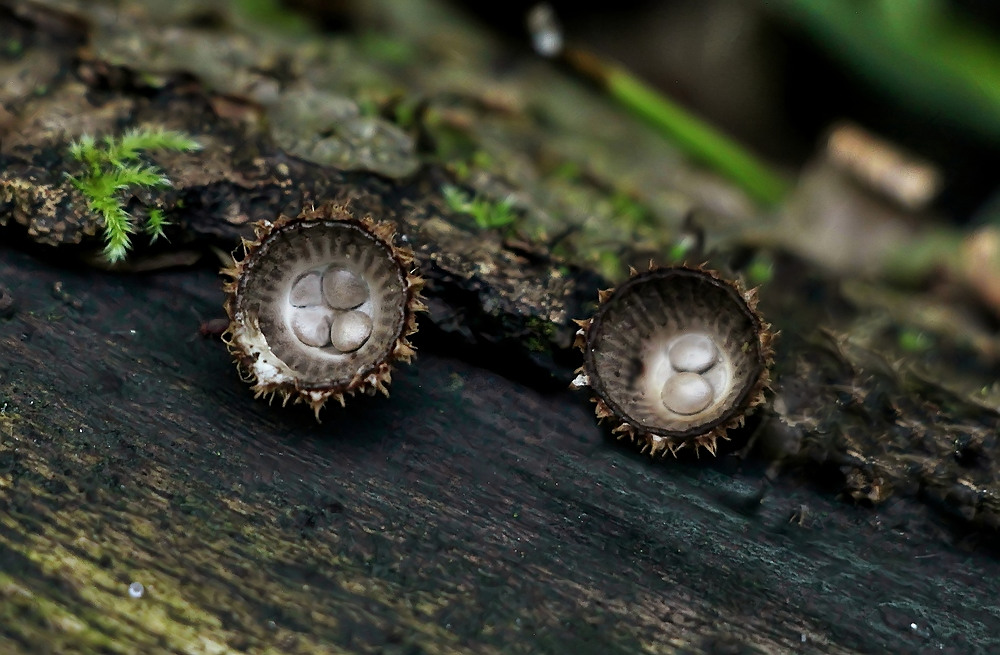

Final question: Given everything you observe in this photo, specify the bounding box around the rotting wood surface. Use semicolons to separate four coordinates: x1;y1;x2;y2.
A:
3;239;1000;654
0;0;594;385
2;1;1000;652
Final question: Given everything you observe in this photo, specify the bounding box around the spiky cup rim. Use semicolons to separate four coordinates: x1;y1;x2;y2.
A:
574;264;775;456
221;203;426;418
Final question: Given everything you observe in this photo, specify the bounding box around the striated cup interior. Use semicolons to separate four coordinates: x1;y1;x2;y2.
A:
585;268;765;438
237;220;406;389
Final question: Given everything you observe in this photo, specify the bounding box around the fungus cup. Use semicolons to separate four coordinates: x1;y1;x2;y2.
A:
572;264;774;456
222;203;425;418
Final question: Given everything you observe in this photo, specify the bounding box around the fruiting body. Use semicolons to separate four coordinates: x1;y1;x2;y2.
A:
572;265;774;456
222;204;424;417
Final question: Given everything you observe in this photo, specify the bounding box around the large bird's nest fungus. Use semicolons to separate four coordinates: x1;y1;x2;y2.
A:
572;265;775;456
222;204;425;417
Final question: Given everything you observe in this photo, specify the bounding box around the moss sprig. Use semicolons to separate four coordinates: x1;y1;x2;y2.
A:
67;128;201;263
441;184;517;232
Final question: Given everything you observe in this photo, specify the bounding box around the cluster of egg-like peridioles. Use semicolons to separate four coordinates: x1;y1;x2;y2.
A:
571;266;773;456
224;207;771;453
287;267;375;353
655;332;728;417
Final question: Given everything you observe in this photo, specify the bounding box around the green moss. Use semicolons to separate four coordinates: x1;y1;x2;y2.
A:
746;252;775;286
358;32;416;65
441;184;518;233
898;327;933;353
523;336;544;353
523;316;558;353
232;0;310;36
548;161;582;183
609;190;652;228
597;251;623;281
666;235;696;263
67;128;201;263
393;97;421;128
2;38;22;57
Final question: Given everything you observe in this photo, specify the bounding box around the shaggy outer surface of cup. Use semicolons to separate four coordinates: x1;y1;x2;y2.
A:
222;203;425;418
572;265;774;456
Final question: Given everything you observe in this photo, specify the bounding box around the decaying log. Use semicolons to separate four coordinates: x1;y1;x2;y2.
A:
2;1;1000;653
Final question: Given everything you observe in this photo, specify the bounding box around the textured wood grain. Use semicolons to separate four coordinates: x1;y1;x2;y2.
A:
2;241;1000;654
2;1;1000;652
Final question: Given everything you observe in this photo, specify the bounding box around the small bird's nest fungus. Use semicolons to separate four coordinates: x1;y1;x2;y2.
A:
222;204;425;417
572;265;774;456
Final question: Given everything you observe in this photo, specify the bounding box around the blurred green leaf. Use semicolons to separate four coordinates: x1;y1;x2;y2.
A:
568;47;789;205
771;0;1000;141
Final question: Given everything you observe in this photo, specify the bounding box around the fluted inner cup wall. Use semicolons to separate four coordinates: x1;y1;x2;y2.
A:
584;268;765;439
237;220;406;390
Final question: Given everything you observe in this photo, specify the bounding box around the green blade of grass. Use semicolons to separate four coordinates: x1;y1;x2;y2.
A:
564;48;789;206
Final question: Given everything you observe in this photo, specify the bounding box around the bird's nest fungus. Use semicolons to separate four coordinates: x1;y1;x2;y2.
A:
572;265;774;456
222;203;425;417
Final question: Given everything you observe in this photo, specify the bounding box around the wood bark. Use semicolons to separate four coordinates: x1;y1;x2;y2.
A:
1;1;1000;653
